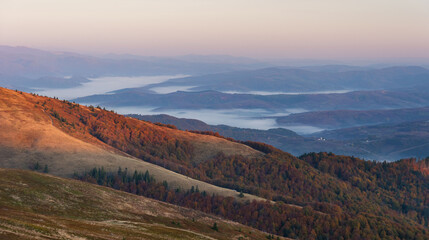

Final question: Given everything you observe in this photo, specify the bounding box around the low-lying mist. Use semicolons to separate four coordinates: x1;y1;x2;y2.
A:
110;106;323;134
34;75;188;100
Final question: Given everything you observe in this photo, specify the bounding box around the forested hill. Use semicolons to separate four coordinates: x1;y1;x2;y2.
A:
0;87;428;239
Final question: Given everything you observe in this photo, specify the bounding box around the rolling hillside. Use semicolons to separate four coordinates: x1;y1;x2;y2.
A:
1;87;429;239
0;87;263;201
0;168;279;240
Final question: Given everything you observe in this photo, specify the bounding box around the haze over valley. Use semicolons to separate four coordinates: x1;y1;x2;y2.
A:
1;0;429;239
3;45;429;160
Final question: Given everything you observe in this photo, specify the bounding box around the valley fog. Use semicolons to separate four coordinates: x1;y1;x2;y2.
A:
33;75;324;134
34;75;188;100
111;106;322;134
222;90;353;95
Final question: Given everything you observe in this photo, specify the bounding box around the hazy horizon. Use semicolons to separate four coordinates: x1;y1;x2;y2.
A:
2;44;429;67
1;0;428;60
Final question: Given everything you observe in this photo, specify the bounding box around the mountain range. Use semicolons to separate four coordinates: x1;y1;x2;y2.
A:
1;46;429;239
75;89;429;111
277;106;429;129
130;113;429;161
0;87;428;239
140;66;429;92
0;45;270;91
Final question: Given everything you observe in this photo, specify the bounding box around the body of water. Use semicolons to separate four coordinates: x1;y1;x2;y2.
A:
36;75;326;134
113;107;280;130
223;90;353;95
111;106;322;134
150;85;196;94
34;75;188;100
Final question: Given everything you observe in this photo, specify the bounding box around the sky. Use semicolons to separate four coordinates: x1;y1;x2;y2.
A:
1;0;429;60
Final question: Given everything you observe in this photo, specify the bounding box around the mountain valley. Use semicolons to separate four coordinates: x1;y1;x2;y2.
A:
0;87;428;239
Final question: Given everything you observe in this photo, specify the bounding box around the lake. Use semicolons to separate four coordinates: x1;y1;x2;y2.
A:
34;75;188;100
222;90;353;95
35;75;325;133
109;106;322;133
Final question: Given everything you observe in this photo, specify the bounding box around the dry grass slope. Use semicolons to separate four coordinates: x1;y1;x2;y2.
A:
0;169;285;240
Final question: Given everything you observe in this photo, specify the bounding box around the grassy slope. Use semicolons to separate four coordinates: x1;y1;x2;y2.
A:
0;87;264;202
0;169;281;240
0;87;261;160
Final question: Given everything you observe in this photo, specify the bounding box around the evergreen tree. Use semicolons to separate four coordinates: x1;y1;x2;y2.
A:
43;164;49;173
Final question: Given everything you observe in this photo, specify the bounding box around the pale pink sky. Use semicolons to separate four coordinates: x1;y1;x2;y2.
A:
1;0;428;59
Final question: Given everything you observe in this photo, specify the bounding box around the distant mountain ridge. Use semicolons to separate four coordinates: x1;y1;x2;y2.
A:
75;89;429;111
0;45;271;78
0;45;271;90
277;106;429;129
142;65;429;92
130;113;429;161
3;45;429;96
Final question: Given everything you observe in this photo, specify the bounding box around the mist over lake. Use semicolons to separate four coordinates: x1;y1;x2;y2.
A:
113;107;280;130
109;106;322;133
150;85;197;94
34;75;188;100
33;74;331;133
222;90;353;95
